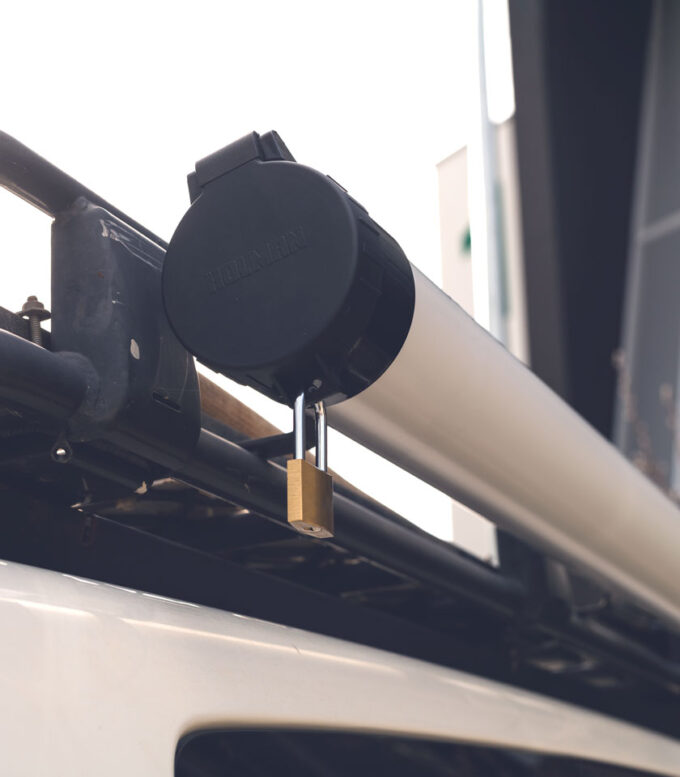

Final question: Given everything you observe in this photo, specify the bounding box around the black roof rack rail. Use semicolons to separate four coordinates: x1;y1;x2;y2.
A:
1;132;679;739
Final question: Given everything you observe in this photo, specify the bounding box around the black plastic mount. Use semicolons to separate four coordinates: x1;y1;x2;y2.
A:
0;131;201;470
51;200;200;468
162;131;416;407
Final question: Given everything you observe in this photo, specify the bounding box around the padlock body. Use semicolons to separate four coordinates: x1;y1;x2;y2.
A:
287;458;334;538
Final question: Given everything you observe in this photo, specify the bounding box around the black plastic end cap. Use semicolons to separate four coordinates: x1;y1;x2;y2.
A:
162;131;415;407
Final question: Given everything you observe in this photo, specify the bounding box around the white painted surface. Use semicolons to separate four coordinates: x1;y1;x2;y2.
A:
495;118;529;363
438;147;474;317
437;119;528;364
437;118;528;563
0;560;679;776
329;268;680;631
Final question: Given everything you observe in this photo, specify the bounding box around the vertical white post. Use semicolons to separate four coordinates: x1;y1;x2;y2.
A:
468;0;506;345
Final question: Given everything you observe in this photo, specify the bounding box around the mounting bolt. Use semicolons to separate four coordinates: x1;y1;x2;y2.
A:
16;295;50;346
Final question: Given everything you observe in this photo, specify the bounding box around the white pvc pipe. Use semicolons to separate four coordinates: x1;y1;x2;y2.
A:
329;268;680;630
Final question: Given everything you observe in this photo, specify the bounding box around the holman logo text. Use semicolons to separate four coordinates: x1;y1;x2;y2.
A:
204;226;307;293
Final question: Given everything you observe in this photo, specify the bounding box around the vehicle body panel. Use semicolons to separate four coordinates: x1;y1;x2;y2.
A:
0;560;679;777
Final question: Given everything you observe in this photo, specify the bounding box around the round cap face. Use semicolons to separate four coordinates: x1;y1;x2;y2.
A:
162;161;358;373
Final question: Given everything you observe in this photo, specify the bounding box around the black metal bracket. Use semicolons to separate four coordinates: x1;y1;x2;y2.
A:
241;415;317;459
50;199;201;468
3;130;680;731
0;131;201;470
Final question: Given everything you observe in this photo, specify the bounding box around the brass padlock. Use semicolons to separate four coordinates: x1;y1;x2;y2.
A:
287;394;334;538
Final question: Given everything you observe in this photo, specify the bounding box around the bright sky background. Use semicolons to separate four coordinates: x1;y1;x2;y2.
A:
0;0;514;544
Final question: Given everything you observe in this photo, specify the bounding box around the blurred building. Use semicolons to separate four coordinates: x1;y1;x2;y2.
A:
437;118;528;364
614;1;680;499
437;117;527;563
508;0;651;445
508;0;680;495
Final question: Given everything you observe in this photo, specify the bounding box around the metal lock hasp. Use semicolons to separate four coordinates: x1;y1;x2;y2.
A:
287;394;334;538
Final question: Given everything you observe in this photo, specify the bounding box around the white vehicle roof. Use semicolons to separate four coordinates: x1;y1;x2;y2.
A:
1;559;679;777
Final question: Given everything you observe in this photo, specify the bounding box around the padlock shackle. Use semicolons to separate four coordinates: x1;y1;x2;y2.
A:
294;394;328;472
315;402;327;472
294;392;307;460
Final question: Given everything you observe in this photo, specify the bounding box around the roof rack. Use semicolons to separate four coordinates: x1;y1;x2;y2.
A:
1;131;679;739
